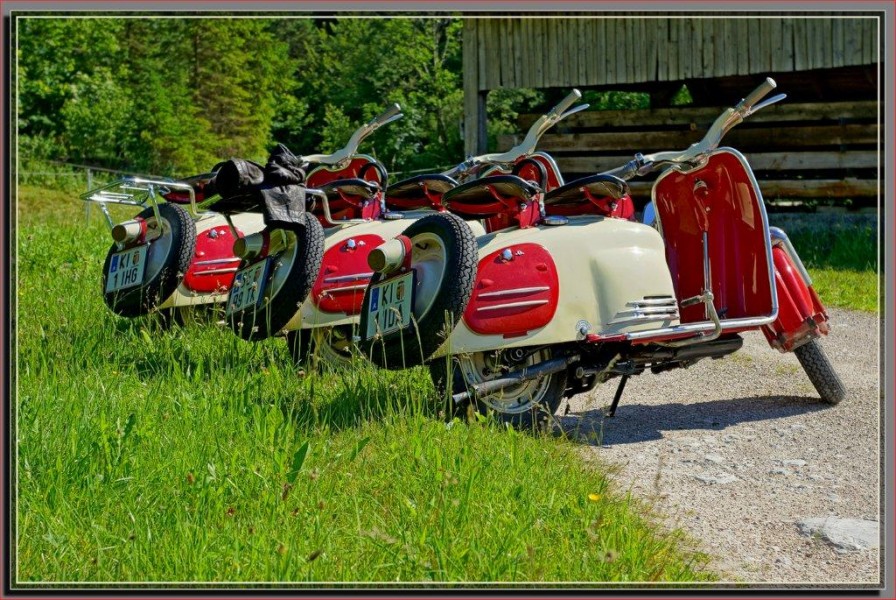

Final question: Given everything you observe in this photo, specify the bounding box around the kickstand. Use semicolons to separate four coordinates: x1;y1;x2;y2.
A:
606;374;629;418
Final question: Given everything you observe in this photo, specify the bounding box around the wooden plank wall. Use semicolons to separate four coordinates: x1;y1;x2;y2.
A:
465;16;878;92
498;100;879;203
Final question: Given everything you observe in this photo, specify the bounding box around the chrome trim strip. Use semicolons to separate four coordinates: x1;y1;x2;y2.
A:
477;286;551;298
324;273;374;284
195;258;242;266
476;299;549;312
322;283;368;294
613;306;679;317
193;268;240;275
627;298;677;307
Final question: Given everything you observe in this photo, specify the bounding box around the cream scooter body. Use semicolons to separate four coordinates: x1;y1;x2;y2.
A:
430;216;677;357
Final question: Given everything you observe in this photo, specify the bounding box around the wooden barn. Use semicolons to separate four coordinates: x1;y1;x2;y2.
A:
462;15;881;206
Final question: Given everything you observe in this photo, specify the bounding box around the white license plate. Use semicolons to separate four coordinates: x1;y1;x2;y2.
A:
105;245;148;293
227;259;270;316
364;271;414;339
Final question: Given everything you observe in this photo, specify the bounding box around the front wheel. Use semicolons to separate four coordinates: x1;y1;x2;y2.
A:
430;348;568;430
228;213;325;341
286;325;355;369
794;339;846;405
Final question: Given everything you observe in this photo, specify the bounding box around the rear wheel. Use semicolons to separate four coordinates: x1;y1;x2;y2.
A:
228;213;325;341
794;339;846;404
286;325;354;368
430;348;568;430
361;213;477;369
102;203;196;318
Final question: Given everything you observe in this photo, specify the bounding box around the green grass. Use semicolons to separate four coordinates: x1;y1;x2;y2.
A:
13;186;713;584
786;225;880;313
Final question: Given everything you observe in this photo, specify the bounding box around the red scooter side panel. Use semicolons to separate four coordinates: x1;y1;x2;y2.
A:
653;151;774;323
311;233;384;315
183;224;243;293
463;244;559;337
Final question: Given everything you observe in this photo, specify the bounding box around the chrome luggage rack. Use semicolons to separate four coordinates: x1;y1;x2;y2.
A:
81;176;204;232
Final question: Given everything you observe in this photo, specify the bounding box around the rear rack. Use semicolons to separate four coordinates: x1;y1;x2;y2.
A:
81;176;204;232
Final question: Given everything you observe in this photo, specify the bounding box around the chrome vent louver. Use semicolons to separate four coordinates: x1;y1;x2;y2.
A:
608;296;679;326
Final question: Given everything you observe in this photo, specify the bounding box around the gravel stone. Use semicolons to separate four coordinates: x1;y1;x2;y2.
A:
563;308;880;583
797;518;880;553
695;473;739;485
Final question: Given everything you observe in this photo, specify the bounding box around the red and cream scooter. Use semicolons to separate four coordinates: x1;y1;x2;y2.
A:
83;172;264;325
361;80;845;428
223;105;487;364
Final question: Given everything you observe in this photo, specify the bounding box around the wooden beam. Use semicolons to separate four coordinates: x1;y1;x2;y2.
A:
463;19;481;156
624;178;878;199
555;151;878;174
516;100;879;130
501;124;878;153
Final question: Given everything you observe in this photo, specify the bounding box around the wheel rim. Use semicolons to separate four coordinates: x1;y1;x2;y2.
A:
457;349;553;415
409;231;448;321
142;215;174;284
262;229;299;306
312;326;354;365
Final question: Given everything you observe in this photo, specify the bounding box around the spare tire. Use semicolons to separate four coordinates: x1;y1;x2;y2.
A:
360;212;477;369
227;212;324;341
102;203;196;318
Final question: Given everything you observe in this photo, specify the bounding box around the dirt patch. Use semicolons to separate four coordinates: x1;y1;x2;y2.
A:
562;308;882;585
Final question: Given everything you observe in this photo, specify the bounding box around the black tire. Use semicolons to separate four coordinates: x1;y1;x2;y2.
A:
286;325;354;368
102;203;196;318
794;339;846;405
429;349;568;431
360;213;477;370
228;212;325;341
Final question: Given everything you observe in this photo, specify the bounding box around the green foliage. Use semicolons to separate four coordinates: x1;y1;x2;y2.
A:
580;89;651;111
17;17;295;176
485;88;546;151
670;85;694;106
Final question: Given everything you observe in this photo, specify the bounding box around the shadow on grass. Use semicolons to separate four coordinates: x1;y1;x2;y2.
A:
559;394;830;446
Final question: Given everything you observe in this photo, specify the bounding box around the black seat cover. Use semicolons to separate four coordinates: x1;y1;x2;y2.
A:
387;174;458;198
543;173;630;206
318;178;380;201
442;174;541;216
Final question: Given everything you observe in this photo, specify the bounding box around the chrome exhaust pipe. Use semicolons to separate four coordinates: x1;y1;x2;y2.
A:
451;354;579;405
233;231;267;260
111;219;144;244
368;238;407;274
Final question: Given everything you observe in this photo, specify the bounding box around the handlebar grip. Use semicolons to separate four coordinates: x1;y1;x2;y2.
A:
372;103;402;126
552;89;582;115
738;77;776;111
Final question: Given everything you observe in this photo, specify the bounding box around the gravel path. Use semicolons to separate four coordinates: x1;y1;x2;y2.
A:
561;308;881;585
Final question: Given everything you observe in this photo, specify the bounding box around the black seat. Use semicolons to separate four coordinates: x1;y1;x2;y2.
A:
543;174;630;207
443;175;542;218
318;178;380;201
388;174;458;198
385;174;457;210
161;172;217;204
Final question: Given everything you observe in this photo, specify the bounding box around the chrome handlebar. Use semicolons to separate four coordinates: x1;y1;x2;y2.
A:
304;103;403;167
447;89;589;179
604;78;785;181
